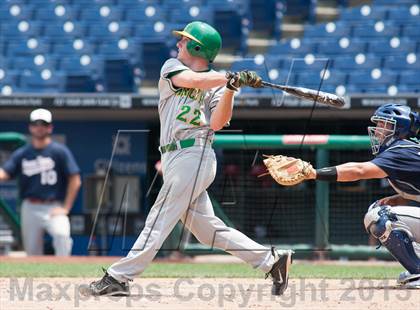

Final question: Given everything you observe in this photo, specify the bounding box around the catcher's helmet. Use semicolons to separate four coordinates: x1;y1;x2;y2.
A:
173;21;222;63
368;103;419;154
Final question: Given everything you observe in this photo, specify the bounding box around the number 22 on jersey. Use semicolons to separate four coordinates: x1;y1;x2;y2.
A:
176;105;202;126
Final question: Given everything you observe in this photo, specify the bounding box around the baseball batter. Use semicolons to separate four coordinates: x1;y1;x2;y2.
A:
81;21;293;297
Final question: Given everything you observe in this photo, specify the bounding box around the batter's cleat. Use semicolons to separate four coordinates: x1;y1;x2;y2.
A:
266;248;294;296
397;271;420;288
79;268;130;296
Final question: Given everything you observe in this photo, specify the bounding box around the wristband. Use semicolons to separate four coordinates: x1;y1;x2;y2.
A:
315;166;337;181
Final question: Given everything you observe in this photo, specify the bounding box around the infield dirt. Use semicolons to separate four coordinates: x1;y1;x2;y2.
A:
1;277;419;310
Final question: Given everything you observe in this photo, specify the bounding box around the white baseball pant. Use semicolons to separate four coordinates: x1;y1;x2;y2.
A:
21;200;73;256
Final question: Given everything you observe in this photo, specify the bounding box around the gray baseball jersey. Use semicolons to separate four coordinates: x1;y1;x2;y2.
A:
158;58;225;146
107;57;279;284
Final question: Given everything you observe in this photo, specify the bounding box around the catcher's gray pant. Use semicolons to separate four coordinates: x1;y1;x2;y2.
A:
108;146;275;282
21;200;73;256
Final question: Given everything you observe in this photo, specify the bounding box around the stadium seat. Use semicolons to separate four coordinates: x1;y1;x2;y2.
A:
169;5;213;24
304;21;351;39
59;55;103;77
296;71;327;88
52;40;95;56
1;21;43;38
6;40;50;57
117;0;161;7
0;69;19;87
134;23;170;41
317;38;366;55
334;54;381;71
387;6;420;23
34;6;78;21
399;71;420;85
105;21;133;39
88;23;116;39
402;25;420;38
396;84;420;93
12;55;58;71
1;4;34;20
340;5;387;22
44;22;86;38
286;57;331;72
268;38;317;56
373;0;418;5
368;38;416;55
348;69;397;86
20;70;66;92
97;41;129;58
384;54;420;70
125;6;167;23
352;21;400;38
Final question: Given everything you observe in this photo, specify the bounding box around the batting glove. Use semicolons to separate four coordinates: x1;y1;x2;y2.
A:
225;71;240;91
238;70;262;88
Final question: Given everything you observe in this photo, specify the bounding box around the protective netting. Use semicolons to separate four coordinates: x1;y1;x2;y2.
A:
207;148;392;246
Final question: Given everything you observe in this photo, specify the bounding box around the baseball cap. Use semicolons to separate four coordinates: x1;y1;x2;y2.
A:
29;108;52;124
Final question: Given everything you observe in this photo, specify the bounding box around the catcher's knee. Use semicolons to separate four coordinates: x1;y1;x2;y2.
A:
364;204;420;274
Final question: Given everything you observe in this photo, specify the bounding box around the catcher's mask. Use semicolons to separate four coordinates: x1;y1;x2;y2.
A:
368;103;416;155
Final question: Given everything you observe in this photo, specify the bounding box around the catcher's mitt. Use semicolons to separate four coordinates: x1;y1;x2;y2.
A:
260;155;313;186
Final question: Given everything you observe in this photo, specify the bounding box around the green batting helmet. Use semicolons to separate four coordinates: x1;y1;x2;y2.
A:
173;21;222;63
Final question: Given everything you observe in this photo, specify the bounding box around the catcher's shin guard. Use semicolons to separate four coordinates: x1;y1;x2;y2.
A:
364;205;420;275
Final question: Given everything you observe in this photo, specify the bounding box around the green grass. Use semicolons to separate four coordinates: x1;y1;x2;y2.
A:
0;262;404;279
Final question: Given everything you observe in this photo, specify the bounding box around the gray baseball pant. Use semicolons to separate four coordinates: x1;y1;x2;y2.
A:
107;146;275;282
21;200;73;256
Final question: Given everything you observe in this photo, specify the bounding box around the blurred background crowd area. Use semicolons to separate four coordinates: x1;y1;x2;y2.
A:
0;0;419;95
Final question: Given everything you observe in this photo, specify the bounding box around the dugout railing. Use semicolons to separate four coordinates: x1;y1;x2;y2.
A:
0;132;26;253
177;134;392;260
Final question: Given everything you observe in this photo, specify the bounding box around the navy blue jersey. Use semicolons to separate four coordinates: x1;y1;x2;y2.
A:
2;141;80;201
371;139;420;202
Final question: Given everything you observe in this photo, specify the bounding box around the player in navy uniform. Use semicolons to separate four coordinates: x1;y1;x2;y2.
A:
0;108;81;256
306;103;420;288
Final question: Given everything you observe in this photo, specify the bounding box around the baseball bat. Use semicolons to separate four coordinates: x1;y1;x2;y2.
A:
260;81;345;108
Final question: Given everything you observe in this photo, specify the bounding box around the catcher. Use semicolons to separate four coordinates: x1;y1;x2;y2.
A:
263;103;420;288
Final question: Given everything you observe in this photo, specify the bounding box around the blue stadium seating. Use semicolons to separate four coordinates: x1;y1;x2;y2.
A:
44;22;86;38
384;55;420;70
20;70;66;93
368;38;416;55
59;55;104;76
268;39;317;56
304;21;352;38
0;0;419;94
317;38;366;55
402;25;420;38
387;7;420;23
340;5;387;22
333;54;381;70
399;71;420;86
52;40;95;56
352;21;400;38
